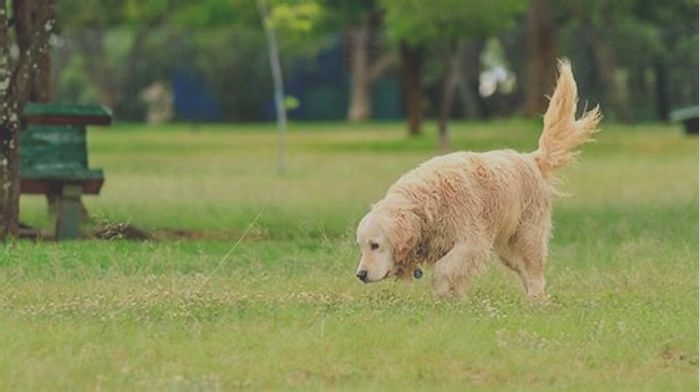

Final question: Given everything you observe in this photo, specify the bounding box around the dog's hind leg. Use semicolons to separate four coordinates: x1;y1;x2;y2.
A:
432;241;489;300
498;220;551;302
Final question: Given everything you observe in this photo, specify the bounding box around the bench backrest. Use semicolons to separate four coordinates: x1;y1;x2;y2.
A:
20;125;91;177
20;103;111;180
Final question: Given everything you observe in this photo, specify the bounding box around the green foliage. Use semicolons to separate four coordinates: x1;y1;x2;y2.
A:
267;1;322;33
284;95;301;110
555;0;699;118
53;0;698;122
193;27;272;121
557;0;698;28
57;0;126;29
380;0;527;46
321;0;379;27
263;0;327;54
168;0;243;27
123;0;171;25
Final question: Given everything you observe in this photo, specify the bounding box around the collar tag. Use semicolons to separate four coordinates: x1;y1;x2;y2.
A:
413;269;423;279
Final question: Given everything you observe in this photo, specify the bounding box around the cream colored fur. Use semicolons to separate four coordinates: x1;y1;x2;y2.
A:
355;59;601;300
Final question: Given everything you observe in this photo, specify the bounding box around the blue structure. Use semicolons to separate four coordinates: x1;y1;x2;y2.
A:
170;38;401;122
171;69;224;122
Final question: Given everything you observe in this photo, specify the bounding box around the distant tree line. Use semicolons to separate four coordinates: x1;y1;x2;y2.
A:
51;0;697;133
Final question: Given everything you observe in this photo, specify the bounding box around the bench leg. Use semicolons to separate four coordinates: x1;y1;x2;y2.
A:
47;193;89;222
54;184;84;240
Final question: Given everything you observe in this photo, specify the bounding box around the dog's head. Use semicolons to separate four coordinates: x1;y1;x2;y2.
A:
355;207;421;283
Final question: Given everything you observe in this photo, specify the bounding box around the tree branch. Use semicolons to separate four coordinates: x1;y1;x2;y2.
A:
368;51;395;82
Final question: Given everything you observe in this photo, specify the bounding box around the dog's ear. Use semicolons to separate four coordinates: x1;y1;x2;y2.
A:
383;209;421;265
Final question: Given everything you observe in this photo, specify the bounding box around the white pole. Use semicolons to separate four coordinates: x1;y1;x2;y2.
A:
258;0;287;175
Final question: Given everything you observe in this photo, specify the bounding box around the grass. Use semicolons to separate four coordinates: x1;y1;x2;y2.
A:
2;120;698;390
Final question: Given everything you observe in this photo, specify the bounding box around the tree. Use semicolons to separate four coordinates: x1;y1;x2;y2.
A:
398;41;424;135
523;0;556;116
623;0;698;120
0;0;57;240
58;0;181;117
258;0;289;174
258;0;323;173
323;0;394;122
574;1;633;123
381;0;527;145
13;0;52;102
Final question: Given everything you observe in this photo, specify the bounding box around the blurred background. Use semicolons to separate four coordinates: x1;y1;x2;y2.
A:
47;0;698;127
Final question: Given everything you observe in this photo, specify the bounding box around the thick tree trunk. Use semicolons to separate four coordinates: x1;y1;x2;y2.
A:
347;20;372;122
32;51;51;101
347;12;393;122
523;0;557;116
0;0;56;241
0;0;20;240
400;41;424;136
0;112;21;241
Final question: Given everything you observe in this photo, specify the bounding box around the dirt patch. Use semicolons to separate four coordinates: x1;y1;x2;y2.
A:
93;223;152;241
94;223;258;241
19;222;261;242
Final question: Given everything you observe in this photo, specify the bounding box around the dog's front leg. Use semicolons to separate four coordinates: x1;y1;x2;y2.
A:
432;242;488;300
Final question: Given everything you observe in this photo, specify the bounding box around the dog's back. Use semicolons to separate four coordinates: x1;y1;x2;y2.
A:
388;149;549;246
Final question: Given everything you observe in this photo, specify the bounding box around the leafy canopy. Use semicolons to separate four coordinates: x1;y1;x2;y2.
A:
380;0;527;46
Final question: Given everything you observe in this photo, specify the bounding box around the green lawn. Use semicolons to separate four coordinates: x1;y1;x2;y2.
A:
2;120;698;390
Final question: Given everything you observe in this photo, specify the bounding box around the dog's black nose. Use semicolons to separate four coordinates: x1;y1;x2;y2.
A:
356;270;369;283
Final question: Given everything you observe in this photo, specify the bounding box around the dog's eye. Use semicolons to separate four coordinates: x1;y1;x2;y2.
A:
369;242;379;251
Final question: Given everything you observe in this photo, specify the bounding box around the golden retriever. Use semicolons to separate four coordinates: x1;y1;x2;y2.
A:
355;59;601;300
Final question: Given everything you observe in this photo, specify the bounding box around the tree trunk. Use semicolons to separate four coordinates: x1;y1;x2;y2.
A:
400;41;424;136
0;0;56;240
0;111;21;241
347;11;393;122
523;0;557;116
76;29;119;110
456;40;486;119
258;0;287;174
654;57;669;122
583;23;633;123
437;43;460;152
13;0;51;102
32;49;51;101
0;0;21;240
347;18;372;122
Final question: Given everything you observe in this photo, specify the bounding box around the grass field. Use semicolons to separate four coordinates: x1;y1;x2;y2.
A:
1;120;698;390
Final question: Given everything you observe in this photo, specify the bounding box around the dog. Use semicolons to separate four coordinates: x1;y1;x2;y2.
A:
355;59;601;300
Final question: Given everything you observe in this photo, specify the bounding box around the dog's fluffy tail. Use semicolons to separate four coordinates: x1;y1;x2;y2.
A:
533;59;601;178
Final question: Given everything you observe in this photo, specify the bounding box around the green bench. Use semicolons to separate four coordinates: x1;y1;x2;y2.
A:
20;103;112;240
